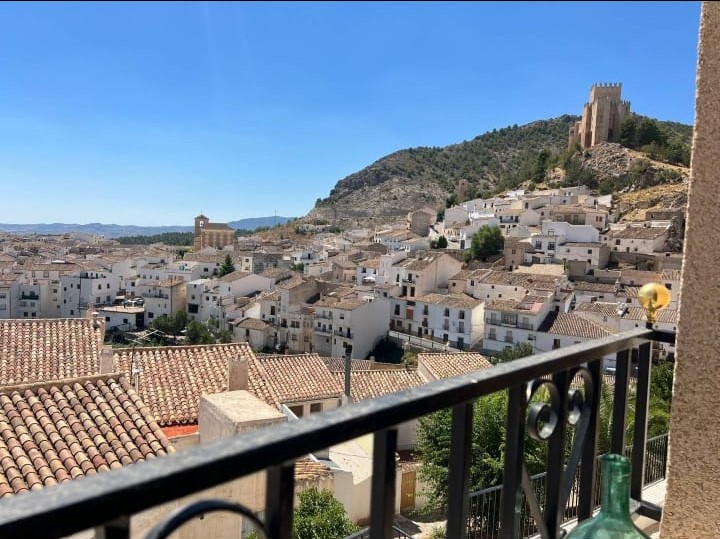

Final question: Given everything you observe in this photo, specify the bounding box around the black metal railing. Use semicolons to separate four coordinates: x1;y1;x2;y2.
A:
466;433;669;538
0;327;673;539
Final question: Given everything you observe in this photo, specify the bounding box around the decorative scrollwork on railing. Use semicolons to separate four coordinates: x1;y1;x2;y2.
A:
526;379;562;441
518;366;599;538
144;499;268;539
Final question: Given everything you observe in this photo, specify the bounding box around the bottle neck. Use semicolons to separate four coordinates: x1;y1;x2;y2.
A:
600;454;631;518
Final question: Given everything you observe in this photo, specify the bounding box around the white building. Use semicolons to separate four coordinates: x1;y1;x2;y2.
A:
313;296;389;359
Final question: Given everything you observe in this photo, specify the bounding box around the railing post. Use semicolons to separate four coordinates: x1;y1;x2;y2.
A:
631;342;651;500
370;428;398;539
611;349;631;454
500;385;526;539
578;359;602;521
545;371;569;537
266;460;295;539
446;402;474;539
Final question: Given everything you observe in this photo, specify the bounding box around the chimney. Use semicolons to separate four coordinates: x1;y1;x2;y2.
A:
91;311;106;348
100;347;115;374
228;356;248;391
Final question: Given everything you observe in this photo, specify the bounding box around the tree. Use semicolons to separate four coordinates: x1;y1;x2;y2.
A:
417;391;547;511
186;320;216;344
218;254;236;277
488;341;534;364
292;488;358;539
430;236;448;249
151;311;187;338
466;226;504;261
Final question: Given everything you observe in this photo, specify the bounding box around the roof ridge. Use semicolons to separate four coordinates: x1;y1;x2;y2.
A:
0;372;125;394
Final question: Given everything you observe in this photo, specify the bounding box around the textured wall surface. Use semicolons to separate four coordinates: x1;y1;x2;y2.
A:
660;3;720;537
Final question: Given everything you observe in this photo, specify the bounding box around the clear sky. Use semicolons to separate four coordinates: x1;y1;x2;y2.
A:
0;1;702;226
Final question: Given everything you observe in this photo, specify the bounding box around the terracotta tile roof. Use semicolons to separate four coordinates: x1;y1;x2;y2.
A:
0;319;102;385
538;312;614;339
338;370;425;401
114;343;255;426
624;307;678;324
322;358;404;372
661;269;682;281
575;302;623;318
0;374;173;498
252;354;343;406
418;353;492;380
572;282;618;293
414;293;482;309
235;318;271;331
477;270;560;288
217;270;251;283
295;458;333;483
613;226;668;240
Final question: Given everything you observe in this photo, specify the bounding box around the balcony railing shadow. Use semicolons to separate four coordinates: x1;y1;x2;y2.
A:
0;327;674;539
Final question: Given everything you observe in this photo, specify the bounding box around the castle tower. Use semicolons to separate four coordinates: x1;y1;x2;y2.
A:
569;83;630;149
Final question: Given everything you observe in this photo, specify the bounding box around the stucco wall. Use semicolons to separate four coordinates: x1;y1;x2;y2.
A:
660;3;720;536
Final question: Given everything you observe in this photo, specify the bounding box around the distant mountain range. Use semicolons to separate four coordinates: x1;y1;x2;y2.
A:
0;216;294;239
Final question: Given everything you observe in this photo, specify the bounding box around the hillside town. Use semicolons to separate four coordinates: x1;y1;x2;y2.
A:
0;82;686;538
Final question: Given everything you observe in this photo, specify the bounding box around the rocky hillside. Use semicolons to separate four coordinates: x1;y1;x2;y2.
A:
305;115;692;228
307;115;579;226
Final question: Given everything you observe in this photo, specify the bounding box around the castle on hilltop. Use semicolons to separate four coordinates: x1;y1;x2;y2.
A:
568;83;631;149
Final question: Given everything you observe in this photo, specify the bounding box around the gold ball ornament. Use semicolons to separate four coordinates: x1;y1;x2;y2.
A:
637;282;671;324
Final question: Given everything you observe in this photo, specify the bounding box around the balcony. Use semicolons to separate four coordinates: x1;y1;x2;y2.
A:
486;317;534;331
20;293;39;300
0;327;674;539
334;329;353;339
315;312;333;320
314;325;332;336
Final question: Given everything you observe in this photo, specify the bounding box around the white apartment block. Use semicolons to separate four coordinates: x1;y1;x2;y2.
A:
60;270;121;318
397;293;484;351
313;296;389;359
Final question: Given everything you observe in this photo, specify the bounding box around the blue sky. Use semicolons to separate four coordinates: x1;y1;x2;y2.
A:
0;1;701;226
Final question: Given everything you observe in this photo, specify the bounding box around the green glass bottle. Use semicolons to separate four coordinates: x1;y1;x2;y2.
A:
566;454;650;539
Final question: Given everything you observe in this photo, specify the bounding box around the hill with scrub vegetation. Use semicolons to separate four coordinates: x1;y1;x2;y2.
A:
305;113;692;228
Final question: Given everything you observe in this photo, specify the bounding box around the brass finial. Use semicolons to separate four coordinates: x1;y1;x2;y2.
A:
638;282;671;324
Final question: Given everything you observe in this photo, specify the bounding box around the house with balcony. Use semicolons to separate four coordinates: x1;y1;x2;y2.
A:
483;291;554;354
391;252;463;299
313;296;389;359
138;278;187;327
408;293;484;350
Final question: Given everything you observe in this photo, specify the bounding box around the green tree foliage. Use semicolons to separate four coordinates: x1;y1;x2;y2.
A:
150;311;187;336
417;391;547;511
562;156;598;189
116;232;194;246
290;262;305;272
186;320;216;345
430;236;448;249
218;254;236;277
292;488;358;539
466;226;504;261
620;115;690;166
488;341;534;364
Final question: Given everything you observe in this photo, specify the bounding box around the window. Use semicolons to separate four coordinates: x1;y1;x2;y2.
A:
444;308;450;317
105;316;111;322
98;284;102;290
553;338;561;350
70;310;74;315
148;312;154;319
310;403;322;414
